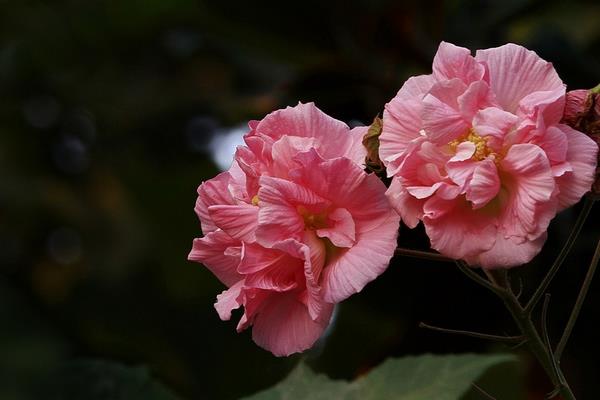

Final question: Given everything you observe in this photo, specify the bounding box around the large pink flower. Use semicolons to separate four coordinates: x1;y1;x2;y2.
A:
189;103;400;356
380;42;598;268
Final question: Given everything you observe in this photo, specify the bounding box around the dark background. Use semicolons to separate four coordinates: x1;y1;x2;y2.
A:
1;0;599;399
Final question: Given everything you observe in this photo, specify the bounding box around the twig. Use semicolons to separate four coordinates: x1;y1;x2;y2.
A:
455;260;505;296
419;322;525;343
394;247;452;262
555;237;600;361
472;383;497;400
525;197;594;314
540;294;563;398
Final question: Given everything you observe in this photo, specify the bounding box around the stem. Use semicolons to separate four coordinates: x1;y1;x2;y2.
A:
455;260;505;296
419;322;525;343
468;270;576;400
555;237;600;361
394;247;452;263
525;197;595;313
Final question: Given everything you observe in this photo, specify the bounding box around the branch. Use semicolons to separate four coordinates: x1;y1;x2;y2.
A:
525;197;595;314
555;236;600;361
455;260;506;296
394;247;453;262
419;322;524;343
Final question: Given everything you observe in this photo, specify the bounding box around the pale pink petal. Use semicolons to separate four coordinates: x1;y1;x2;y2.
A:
251;292;333;357
208;204;258;242
423;197;497;259
475;43;563;112
255;176;328;247
256;102;357;161
291;152;392;232
532;125;568;165
517;88;565;129
446;158;478;187
467;232;547;269
240;245;300;292
270;136;320;177
422;79;470;144
472;107;518;149
271;237;325;321
458;81;497;120
432;42;486;84
214;281;244;320
386;177;424;228
316;208;356;248
321;209;399;303
236;288;269;332
554;124;598;209
380;75;436;164
347;126;369;166
188;230;242;286
406;182;444;199
450;141;476;162
499;144;556;239
466;159;500;209
195;171;237;233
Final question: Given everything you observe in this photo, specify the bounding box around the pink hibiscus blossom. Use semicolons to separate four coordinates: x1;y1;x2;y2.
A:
380;42;598;268
189;103;400;356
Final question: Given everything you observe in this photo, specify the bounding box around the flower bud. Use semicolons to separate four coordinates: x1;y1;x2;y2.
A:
561;86;600;198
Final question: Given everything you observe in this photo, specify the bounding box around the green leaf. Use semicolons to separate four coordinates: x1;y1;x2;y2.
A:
47;360;181;400
243;353;516;400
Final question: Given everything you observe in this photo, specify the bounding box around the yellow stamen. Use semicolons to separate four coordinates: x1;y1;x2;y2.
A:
251;195;260;206
449;129;499;162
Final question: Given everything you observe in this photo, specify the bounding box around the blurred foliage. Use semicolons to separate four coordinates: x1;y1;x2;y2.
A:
244;354;517;400
1;0;599;399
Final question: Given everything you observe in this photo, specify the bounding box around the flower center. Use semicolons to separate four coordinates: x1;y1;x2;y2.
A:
449;129;497;162
297;205;329;230
251;195;260;206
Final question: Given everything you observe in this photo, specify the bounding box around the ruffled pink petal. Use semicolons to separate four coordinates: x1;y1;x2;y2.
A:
380;75;435;165
499;144;556;239
270;135;320;177
475;43;563;113
554;124;598;210
450;141;476;162
446;158;477;187
532;125;568;165
316;208;356;248
423;197;497;259
188;230;242;286
466;232;547;269
466;159;501;209
291;151;393;232
214;281;244;320
472;107;518;150
238;243;300;292
195;171;238;233
386;177;424;228
255;176;328;247
432;42;486;84
422;79;470;144
458;81;497;120
251;292;333;357
347;126;369;166
255;102;357;162
271;236;326;321
321;209;399;303
208;204;258;242
517;87;565;130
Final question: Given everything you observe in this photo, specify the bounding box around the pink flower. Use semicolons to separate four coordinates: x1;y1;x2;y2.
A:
189;103;400;356
380;42;598;268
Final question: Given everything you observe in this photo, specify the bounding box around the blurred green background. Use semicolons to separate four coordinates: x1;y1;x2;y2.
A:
1;0;599;398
